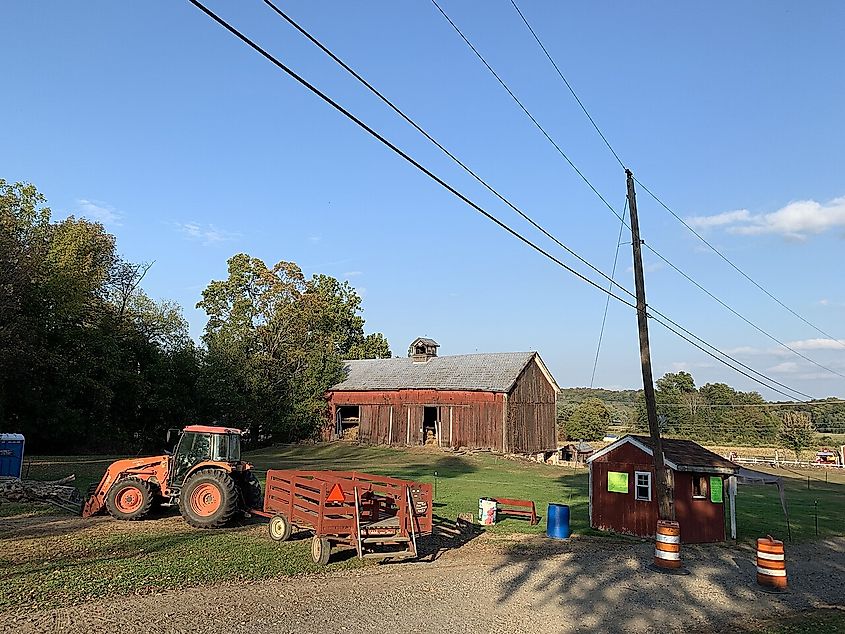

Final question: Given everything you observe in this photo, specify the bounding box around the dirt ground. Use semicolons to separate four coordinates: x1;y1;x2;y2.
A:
3;527;843;634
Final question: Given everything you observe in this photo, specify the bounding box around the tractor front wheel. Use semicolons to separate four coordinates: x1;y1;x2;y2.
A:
105;478;153;521
179;469;238;529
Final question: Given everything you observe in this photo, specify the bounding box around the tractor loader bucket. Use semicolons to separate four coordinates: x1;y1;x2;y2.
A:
81;456;168;518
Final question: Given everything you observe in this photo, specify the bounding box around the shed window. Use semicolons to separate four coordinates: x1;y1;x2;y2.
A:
607;471;628;493
635;471;652;501
692;475;708;499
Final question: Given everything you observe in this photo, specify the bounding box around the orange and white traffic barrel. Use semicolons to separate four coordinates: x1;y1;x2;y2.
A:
654;520;682;569
756;535;787;589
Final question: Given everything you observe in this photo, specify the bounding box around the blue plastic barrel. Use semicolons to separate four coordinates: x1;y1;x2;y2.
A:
547;503;571;539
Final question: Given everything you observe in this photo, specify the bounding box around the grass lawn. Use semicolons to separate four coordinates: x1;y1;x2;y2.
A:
730;465;845;543
750;609;845;633
0;444;590;611
2;443;843;611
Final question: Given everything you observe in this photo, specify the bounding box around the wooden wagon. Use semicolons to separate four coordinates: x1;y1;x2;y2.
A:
253;470;433;564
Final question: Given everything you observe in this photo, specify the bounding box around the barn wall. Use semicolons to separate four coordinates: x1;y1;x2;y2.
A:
590;441;727;543
328;390;505;451
506;358;557;453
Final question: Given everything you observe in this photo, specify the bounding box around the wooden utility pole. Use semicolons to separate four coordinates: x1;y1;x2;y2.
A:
626;169;674;521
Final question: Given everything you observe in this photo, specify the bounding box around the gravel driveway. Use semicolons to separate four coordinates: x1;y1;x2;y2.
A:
4;533;843;634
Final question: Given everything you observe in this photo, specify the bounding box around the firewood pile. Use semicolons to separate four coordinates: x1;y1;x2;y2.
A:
0;474;83;511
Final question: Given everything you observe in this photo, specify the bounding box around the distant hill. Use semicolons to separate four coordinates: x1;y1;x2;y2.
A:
557;387;642;433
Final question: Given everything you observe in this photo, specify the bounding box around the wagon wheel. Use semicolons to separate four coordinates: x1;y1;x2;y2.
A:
268;514;292;541
310;536;331;565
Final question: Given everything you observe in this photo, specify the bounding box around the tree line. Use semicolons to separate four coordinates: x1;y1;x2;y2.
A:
559;371;845;451
0;180;389;453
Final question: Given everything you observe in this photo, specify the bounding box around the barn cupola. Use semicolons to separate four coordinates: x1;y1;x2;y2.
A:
408;337;439;363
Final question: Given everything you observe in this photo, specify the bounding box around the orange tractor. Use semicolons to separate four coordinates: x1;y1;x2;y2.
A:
82;425;261;528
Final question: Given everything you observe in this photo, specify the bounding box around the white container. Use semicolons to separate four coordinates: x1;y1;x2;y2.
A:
478;497;497;526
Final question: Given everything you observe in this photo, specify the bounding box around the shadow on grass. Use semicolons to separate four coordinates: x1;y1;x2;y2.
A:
0;529;211;581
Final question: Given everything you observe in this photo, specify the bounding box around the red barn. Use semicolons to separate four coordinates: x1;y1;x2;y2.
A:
587;435;739;543
325;338;559;454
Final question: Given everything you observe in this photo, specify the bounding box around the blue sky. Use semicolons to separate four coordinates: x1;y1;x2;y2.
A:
3;1;844;398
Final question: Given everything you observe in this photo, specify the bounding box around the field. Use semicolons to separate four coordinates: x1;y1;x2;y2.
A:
1;442;844;613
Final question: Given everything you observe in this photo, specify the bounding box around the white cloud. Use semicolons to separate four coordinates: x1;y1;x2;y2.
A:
723;346;766;356
174;222;240;246
686;195;845;240
343;271;363;278
767;361;800;374
818;298;845;308
77;199;122;226
687;209;750;229
786;338;845;351
308;235;322;243
669;361;716;372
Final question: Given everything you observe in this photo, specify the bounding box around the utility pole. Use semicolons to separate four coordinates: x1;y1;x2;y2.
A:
626;169;674;521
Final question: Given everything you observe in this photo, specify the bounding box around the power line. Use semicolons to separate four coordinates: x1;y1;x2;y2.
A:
642;241;845;380
186;0;635;306
260;0;636;305
187;0;814;403
258;0;813;402
589;400;845;409
505;0;845;353
633;178;845;352
508;0;625;170
648;312;812;401
432;0;845;382
429;0;624;224
590;198;628;388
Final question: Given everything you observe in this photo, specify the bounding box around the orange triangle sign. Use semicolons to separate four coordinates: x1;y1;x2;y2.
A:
326;483;345;503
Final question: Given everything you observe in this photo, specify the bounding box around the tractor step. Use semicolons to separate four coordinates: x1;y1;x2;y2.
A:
361;536;410;544
361;550;417;560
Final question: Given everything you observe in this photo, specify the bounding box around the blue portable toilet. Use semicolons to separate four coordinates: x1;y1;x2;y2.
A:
0;434;25;478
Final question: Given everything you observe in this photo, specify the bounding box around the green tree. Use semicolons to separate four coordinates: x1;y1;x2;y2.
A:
565;397;611;441
778;412;815;460
0;179;201;453
197;253;388;443
348;333;391;359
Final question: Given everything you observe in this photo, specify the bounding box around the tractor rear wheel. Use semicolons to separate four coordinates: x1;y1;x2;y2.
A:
179;469;238;529
105;478;153;521
310;536;331;565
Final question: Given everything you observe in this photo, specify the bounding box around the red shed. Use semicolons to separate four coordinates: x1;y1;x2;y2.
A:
587;435;739;543
325;338;559;454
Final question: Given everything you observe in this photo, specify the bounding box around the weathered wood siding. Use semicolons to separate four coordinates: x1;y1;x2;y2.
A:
328;390;504;451
590;442;726;543
506;357;557;453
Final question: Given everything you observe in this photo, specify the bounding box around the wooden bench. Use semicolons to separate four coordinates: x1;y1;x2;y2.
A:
494;498;538;525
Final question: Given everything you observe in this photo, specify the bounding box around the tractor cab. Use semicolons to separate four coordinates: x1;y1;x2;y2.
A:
169;425;245;492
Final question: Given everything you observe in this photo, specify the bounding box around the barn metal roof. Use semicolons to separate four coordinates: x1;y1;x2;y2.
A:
587;434;738;474
330;352;559;393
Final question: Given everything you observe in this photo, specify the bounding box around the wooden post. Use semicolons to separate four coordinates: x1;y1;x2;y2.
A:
627;169;674;521
502;394;509;453
728;475;737;540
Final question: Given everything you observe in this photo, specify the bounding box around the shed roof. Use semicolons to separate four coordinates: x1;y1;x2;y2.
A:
329;351;559;393
587;434;738;474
